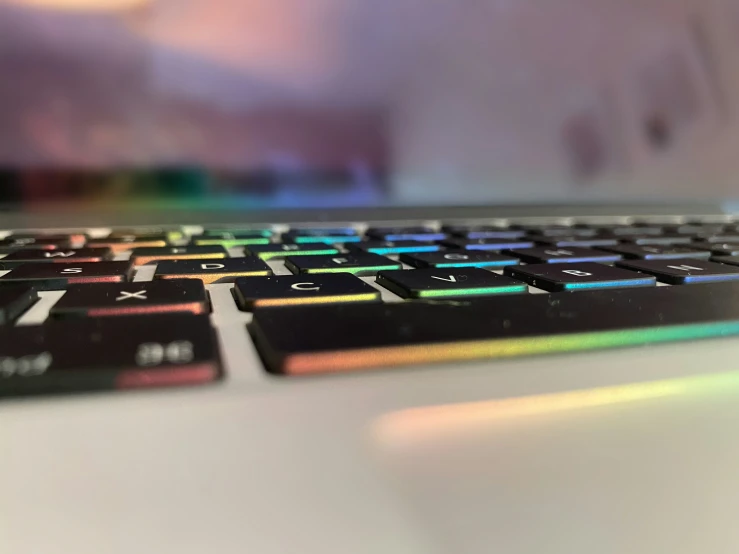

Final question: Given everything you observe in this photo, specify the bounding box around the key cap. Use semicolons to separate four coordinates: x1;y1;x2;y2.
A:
400;250;519;269
709;255;739;267
155;257;271;284
441;238;535;251
699;243;739;257
0;237;70;250
202;228;272;238
347;240;440;255
508;223;572;232
130;246;227;265
10;232;87;244
191;231;271;247
50;280;209;318
0;262;132;290
0;286;38;324
441;225;525;240
366;227;447;241
0;315;221;397
109;229;183;241
234;274;381;310
87;235;168;253
245;243;340;260
664;224;727;235
534;236;620;247
282;228;361;244
621;235;694;246
285;253;401;276
596;244;711;260
0;248;112;268
250;283;739;375
523;227;597;238
612;225;664;236
376;267;527;299
505;262;655;292
695;234;739;244
616;258;739;284
503;247;621;264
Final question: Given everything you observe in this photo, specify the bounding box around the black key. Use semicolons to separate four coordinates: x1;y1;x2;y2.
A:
710;255;739;267
376;267;527;299
249;283;739;375
0;248;112;268
282;228;361;244
155;257;272;284
0;315;221;397
441;238;536;251
613;225;664;236
503;247;621;264
285;253;401;276
0;237;70;250
234;274;381;310
533;236;619;247
245;243;340;260
366;227;446;241
203;228;272;237
525;228;597;238
50;280;209;318
621;235;694;246
695;235;739;244
701;244;739;257
0;286;38;324
130;246;227;265
10;232;87;244
664;224;727;235
0;262;132;290
508;223;572;232
596;244;711;260
347;240;440;255
87;235;169;253
616;258;739;284
192;231;271;247
400;250;519;269
505;262;655;292
441;225;525;240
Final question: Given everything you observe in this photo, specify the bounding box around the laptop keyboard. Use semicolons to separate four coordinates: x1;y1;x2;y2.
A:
4;216;739;396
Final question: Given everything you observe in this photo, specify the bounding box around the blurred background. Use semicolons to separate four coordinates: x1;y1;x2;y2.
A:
1;0;739;207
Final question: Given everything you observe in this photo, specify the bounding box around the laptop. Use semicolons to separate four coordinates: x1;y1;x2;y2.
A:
3;1;739;553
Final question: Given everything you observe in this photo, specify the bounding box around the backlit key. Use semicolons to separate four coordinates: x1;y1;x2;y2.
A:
616;258;739;284
154;257;271;284
347;240;440;255
504;247;621;264
597;244;711;260
400;250;519;269
366;227;446;241
0;315;221;397
0;248;112;268
245;243;340;260
50;280;209;318
0;286;38;324
0;262;132;290
282;228;360;244
505;262;656;292
0;237;70;250
376;267;527;299
285;253;401;276
130;246;227;265
441;225;525;240
88;235;168;253
441;238;535;251
191;231;272;247
234;273;381;310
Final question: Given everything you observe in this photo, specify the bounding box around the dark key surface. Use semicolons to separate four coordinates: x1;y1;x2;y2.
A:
441;225;525;239
0;237;70;250
130;246;227;265
282;228;361;244
0;286;38;324
347;240;440;255
699;243;739;256
192;231;271;247
234;273;381;310
596;244;712;260
532;236;619;247
621;235;694;246
695;234;739;244
50;280;209;318
155;257;271;283
245;243;340;260
616;258;739;284
0;262;132;290
400;250;519;269
366;227;446;241
611;225;664;236
525;228;597;238
0;248;112;268
376;267;527;299
665;224;727;235
285;253;401;276
504;247;621;264
87;235;168;252
0;315;221;397
441;238;536;251
709;255;739;267
250;283;739;375
505;262;656;292
202;228;272;237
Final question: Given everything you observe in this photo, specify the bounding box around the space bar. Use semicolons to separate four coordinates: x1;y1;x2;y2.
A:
249;283;739;375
